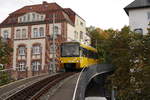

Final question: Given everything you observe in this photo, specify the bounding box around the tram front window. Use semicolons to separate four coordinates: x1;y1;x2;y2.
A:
61;44;79;57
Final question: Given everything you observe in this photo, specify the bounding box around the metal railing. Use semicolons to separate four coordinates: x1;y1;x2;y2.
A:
0;68;15;86
0;66;50;86
73;64;114;100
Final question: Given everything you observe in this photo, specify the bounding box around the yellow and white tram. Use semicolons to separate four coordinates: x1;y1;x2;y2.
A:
60;42;100;71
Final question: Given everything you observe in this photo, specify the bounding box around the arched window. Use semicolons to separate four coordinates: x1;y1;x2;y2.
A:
134;28;143;35
18;46;26;56
39;27;44;37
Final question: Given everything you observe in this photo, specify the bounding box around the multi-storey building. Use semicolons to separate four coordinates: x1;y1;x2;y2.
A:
0;1;90;78
124;0;150;34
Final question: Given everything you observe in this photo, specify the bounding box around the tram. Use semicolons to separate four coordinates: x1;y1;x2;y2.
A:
60;42;99;71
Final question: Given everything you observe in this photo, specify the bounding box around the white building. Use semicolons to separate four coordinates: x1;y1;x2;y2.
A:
124;0;150;34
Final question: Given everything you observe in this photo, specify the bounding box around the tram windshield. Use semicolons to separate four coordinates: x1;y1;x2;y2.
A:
61;43;80;57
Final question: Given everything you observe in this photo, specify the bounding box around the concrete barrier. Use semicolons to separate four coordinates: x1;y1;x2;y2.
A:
73;64;114;100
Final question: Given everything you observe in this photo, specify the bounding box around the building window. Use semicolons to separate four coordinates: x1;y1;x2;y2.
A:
39;27;44;37
134;28;143;35
32;45;41;55
32;13;35;21
54;26;59;34
19;18;22;22
147;12;150;19
41;15;43;20
80;31;83;40
33;28;38;38
3;30;9;39
28;14;30;21
80;22;83;26
32;61;41;71
18;46;26;56
22;29;26;39
16;29;21;39
18;61;26;71
37;15;39;20
75;31;78;39
23;16;26;22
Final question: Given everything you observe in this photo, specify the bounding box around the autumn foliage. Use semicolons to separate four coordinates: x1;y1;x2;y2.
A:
88;26;150;100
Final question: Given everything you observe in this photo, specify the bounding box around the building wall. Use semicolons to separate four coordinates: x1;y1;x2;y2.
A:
67;23;75;41
1;27;12;38
13;39;46;70
74;15;90;45
49;23;61;36
129;8;150;34
31;24;46;37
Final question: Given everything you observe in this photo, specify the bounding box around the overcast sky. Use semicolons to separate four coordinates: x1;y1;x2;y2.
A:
0;0;134;30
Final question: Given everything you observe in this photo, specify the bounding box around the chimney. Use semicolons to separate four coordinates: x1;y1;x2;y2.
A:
43;1;48;5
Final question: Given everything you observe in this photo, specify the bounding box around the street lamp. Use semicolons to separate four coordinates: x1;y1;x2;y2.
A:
52;13;56;73
46;13;57;73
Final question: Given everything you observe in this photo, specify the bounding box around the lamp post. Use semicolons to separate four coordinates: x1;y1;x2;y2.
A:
111;86;116;100
52;13;56;73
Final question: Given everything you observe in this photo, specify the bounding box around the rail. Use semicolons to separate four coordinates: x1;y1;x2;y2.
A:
5;72;75;100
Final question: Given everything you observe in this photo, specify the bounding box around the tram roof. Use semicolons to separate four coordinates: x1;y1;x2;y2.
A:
80;44;97;52
62;41;97;52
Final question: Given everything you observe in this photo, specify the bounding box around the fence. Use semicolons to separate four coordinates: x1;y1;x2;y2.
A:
0;68;15;86
0;65;51;86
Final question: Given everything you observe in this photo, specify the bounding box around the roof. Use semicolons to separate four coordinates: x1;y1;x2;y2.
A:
0;2;81;27
124;0;150;15
62;41;97;52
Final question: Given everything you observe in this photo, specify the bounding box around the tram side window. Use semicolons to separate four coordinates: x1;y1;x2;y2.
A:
93;52;98;59
96;53;98;59
80;47;88;57
88;50;93;58
88;50;98;59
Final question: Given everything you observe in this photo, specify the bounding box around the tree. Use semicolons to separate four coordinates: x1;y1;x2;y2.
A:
91;26;150;100
0;38;13;67
0;38;13;86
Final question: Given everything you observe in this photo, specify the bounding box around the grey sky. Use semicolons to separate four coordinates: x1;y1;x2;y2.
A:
0;0;134;30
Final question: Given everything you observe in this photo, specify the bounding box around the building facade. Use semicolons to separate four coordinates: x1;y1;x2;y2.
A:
124;0;150;35
0;2;90;78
